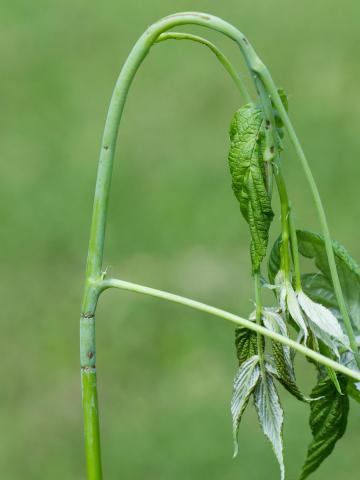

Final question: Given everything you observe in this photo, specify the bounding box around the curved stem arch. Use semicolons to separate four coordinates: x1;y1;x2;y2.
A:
80;11;358;479
84;11;264;282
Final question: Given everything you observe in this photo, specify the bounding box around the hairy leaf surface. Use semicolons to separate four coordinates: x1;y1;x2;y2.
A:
235;325;259;367
300;376;349;480
297;230;360;332
298;291;349;350
228;103;274;271
254;366;285;480
231;355;260;456
263;309;308;402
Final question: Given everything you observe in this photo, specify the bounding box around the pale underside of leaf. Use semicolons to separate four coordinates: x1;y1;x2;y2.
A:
262;309;308;402
231;355;260;457
297;230;360;333
285;281;308;341
263;309;293;374
254;367;285;480
298;291;349;349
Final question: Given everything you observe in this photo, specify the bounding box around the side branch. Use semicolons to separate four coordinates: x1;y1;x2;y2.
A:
96;278;360;382
155;32;251;102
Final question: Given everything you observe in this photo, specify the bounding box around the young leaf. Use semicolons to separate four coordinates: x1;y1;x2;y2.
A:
285;281;308;341
254;366;285;480
299;375;349;480
231;355;260;456
228;103;274;271
297;230;360;332
263;309;308;402
298;291;349;350
301;273;340;320
235;325;259;367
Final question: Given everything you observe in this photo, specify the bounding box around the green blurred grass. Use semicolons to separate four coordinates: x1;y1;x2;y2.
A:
1;0;360;478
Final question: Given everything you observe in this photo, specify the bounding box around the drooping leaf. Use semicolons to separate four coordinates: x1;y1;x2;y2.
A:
297;230;360;332
299;375;349;480
285;280;308;341
254;365;285;480
235;325;259;367
301;273;339;320
298;291;349;350
262;308;308;402
231;355;261;456
228;103;274;271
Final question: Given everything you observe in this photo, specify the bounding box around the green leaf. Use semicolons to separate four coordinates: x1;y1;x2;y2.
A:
301;273;339;320
298;290;349;352
231;355;261;456
228;103;274;272
254;365;285;480
262;309;308;402
347;381;360;403
306;332;343;394
297;230;360;332
299;375;349;480
235;326;259;367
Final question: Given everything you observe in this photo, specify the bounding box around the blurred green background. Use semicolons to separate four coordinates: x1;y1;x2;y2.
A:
1;0;360;478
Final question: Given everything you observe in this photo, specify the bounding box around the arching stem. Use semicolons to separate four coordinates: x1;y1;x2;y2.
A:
288;205;302;292
80;11;359;478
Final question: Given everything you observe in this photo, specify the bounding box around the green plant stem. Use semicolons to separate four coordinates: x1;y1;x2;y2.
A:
156;32;251;102
80;12;359;475
274;168;291;278
80;285;102;480
258;69;360;368
94;277;360;382
288;204;302;291
254;271;266;377
255;78;292;281
81;16;260;471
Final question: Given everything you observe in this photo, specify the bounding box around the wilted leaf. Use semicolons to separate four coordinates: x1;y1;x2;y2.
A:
231;355;260;456
298;291;349;349
297;230;360;332
286;281;308;341
254;366;285;480
301;273;339;320
263;309;308;402
228;103;274;271
235;325;259;367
